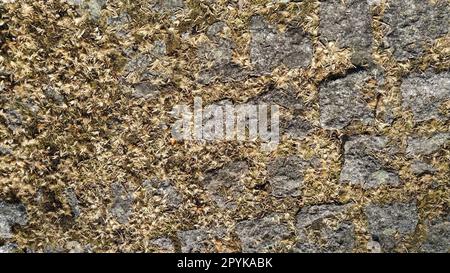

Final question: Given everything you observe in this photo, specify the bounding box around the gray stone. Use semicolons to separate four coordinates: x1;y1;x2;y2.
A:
178;228;227;253
4;109;22;131
319;70;376;129
197;22;246;84
267;156;308;197
107;13;131;26
383;0;450;61
296;203;353;229
110;183;133;224
319;0;373;65
235;214;291;253
364;202;418;251
67;0;106;20
0;243;19;253
197;37;233;67
282;117;314;139
340;136;400;189
250;87;303;110
0;146;12;156
198;63;247;85
295;222;355;253
149;237;175;253
150;0;184;12
143;178;182;210
401;72;450;122
420;218;449;253
203;161;249;209
410;160;436;176
406;133;450;157
367;240;382;253
295;204;355;253
250;15;312;73
65;241;92;253
0;201;27;239
65;188;80;218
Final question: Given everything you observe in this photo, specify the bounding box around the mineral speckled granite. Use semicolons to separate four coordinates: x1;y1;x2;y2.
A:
0;0;449;253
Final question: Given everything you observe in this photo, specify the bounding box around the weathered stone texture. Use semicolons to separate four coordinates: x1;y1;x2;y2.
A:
149;237;175;253
235;214;291;253
420;217;450;253
143;178;182;210
340;136;400;189
0;201;27;239
319;70;376;129
364;202;418;252
267;156;308;197
295;204;355;253
250;16;312;73
406;133;450;157
319;0;373;65
203;161;249;209
384;0;450;61
110;183;133;224
178;228;228;253
401;72;450;122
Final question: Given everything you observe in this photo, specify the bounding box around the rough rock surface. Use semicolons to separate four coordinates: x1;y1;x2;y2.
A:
202;161;249;209
143;178;182;210
319;70;376;129
178;228;228;253
235;214;291;253
149;237;175;253
0;201;27;239
0;243;19;253
250;15;312;73
319;0;373;65
364;202;418;252
420;217;450;253
340;136;400;189
1;0;449;254
197;22;247;84
406;133;450;157
267;156;309;197
401;72;450;122
110;183;134;224
383;0;450;61
295;204;355;253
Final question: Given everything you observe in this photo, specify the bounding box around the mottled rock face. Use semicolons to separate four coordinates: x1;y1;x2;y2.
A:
67;0;106;20
203;161;249;209
250;16;312;73
235;214;291;253
110;183;133;224
364;202;418;252
401;72;450;122
178;228;228;253
406;133;450;157
0;243;19;253
150;0;184;12
0;201;27;239
251;87;302;110
197;22;247;84
384;0;450;61
267;156;308;197
143;178;182;210
410;161;436;176
319;0;372;65
64;188;80;218
420;217;450;253
340;136;400;189
319;71;375;129
295;204;355;253
149;237;175;253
